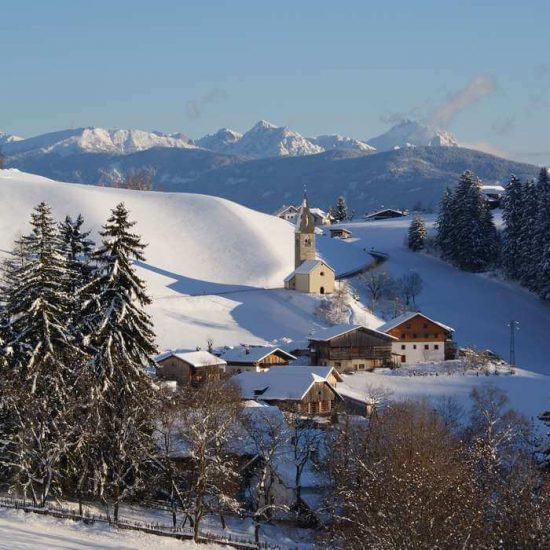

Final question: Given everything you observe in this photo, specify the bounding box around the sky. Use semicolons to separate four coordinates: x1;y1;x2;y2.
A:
0;0;549;164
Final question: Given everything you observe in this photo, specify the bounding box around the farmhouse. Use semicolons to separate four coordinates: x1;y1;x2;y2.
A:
273;204;300;222
309;207;333;226
329;227;352;239
284;195;336;295
377;311;455;364
155;350;227;387
233;366;342;415
222;346;296;373
308;324;397;372
365;208;407;220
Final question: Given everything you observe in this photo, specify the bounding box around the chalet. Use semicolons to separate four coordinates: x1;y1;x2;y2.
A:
329;227;352;239
273;204;300;222
308;324;397;372
309;207;333;226
365;208;407;220
481;185;505;209
155;350;227;387
233;366;342;415
222;346;296;373
377;311;455;364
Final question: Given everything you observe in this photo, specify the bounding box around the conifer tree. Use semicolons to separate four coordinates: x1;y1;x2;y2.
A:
517;179;539;290
408;215;427;251
501;175;524;280
534;168;550;299
79;202;157;520
331;196;349;222
0;202;80;504
436;188;454;260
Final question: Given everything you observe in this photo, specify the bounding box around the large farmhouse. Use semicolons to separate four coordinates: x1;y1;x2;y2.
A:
378;312;455;364
308;324;398;371
155;350;227;387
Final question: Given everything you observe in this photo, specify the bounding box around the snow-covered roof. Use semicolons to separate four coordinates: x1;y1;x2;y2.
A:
295;259;334;275
222;346;296;364
233;367;339;401
309;323;397;342
273;204;298;216
377;311;454;334
156;350;227;368
481;185;505;193
289;365;344;382
310;207;330;218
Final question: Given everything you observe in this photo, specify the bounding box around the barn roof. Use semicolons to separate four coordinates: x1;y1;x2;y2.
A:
155;350;227;368
222;346;296;365
309;323;397;342
233;366;339;401
377;311;454;334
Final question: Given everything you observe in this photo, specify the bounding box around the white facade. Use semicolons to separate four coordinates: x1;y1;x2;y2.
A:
392;341;445;364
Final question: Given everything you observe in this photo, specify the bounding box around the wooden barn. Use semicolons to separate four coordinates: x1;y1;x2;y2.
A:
233;366;342;415
329;227;352;239
222;346;296;373
308;324;398;372
155;350;227;387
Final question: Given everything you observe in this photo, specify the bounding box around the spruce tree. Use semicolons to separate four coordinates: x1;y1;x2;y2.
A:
408;215;427;251
331;196;349;222
436;188;454;260
518;179;539;290
79;202;157;520
535;168;550;299
0;203;80;504
501;175;524;280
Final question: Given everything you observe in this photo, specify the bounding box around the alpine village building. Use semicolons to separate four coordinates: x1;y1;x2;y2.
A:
284;196;336;295
155;350;227;387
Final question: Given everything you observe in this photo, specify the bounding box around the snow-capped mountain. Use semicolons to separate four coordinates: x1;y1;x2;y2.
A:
312;134;375;152
222;120;323;158
195;128;243;153
367;120;459;151
4;127;195;159
0;131;23;146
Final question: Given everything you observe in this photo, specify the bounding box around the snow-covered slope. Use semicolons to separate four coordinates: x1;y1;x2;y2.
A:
0;169;368;350
195;128;243;153
311;134;375;152
4;127;195;159
367;120;458;151
0;130;23;146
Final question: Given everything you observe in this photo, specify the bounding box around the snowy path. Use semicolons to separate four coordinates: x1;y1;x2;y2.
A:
339;217;550;376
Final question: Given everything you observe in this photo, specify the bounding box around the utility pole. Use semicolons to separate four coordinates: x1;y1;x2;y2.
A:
509;320;519;367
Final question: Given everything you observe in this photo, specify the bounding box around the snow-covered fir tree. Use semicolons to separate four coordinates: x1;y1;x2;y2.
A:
407;215;427;251
0;202;82;504
78;202;157;520
517;179;539;290
534;168;550;300
501;175;524;280
435;188;454;260
331;196;348;222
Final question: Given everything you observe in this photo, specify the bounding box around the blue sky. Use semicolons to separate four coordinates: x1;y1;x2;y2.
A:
1;0;549;163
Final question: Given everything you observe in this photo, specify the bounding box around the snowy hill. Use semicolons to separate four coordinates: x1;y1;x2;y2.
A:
0;130;23;146
367;120;459;151
195;128;243;153
0;169;369;350
4;127;195;159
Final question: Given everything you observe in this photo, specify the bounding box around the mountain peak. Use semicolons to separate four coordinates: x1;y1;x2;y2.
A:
251;119;278;131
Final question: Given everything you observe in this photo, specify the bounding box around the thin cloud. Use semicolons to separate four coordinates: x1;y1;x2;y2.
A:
185;88;228;120
427;75;497;129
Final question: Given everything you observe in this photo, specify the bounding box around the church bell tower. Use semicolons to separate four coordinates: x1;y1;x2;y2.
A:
295;195;316;268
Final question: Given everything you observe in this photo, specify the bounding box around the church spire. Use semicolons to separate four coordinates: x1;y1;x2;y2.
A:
296;189;315;235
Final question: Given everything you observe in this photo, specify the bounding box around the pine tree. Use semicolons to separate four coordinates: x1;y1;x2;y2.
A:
533;168;550;299
79;202;157;520
331;196;348;222
408;215;427;251
501;175;524;280
0;203;81;504
518;179;539;290
436;188;454;260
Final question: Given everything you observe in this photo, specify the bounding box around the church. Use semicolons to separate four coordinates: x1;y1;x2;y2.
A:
284;196;335;294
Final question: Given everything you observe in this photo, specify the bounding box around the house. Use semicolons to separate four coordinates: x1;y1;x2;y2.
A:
308;324;398;372
233;366;342;415
273;204;300;222
329;227;352;239
222;346;296;373
284;195;336;295
287;365;343;387
365;208;407;220
155;350;227;386
481;185;505;209
284;259;335;295
377;311;455;364
309;207;333;226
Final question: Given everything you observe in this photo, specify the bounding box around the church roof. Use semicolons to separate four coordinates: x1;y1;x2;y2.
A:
284;259;334;282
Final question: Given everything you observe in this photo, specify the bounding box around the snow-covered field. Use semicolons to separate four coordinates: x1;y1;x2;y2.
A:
0;169;368;350
0;508;224;550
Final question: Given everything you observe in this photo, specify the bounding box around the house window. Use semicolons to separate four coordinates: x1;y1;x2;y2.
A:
424;344;429;350
413;345;417;350
401;344;406;350
401;333;406;339
320;271;325;276
358;363;365;369
434;344;439;350
334;362;341;367
401;355;406;363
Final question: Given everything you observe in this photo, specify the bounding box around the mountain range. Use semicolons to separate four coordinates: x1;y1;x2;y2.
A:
0;120;539;214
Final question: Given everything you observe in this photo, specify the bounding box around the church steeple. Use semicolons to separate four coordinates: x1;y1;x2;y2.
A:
294;192;316;268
